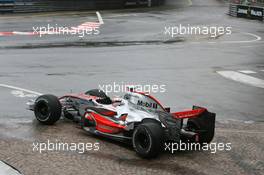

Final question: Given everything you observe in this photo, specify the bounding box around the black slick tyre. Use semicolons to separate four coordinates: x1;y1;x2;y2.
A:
132;122;164;158
34;94;61;125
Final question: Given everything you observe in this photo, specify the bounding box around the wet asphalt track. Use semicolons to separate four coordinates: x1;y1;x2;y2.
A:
0;0;264;174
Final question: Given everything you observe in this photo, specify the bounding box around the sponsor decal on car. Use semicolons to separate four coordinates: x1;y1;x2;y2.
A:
137;100;158;109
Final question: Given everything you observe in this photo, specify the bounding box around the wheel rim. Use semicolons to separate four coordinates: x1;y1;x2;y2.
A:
135;129;150;150
36;101;50;120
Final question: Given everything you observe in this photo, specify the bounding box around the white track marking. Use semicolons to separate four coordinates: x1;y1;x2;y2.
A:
222;32;261;44
175;32;261;45
238;70;257;74
96;11;104;24
217;71;264;89
11;90;38;98
0;84;42;96
261;70;264;72
0;161;22;175
189;32;261;45
12;31;35;35
244;120;255;124
1;12;102;37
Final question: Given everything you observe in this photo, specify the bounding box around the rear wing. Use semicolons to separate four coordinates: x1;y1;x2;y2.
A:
171;106;207;119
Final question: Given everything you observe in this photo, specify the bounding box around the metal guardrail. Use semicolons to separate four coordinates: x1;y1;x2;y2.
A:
14;0;95;13
229;0;264;7
0;0;163;13
0;0;15;12
14;0;126;13
229;3;264;21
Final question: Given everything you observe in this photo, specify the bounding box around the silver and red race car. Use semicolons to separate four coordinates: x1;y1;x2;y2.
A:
28;88;215;158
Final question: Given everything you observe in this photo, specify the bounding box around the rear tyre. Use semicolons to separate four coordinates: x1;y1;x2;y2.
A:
34;94;62;125
132;122;164;158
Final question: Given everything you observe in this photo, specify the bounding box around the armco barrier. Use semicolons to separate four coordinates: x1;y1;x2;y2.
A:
14;0;125;13
0;0;14;12
0;0;164;13
14;0;95;13
229;3;264;21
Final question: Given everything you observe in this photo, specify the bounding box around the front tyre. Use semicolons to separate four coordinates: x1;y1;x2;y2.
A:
132;122;164;158
34;94;62;125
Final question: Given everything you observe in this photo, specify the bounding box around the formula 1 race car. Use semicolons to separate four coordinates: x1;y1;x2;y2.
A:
28;88;215;158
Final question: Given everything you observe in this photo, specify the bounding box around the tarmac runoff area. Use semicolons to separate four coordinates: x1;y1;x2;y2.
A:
0;0;264;174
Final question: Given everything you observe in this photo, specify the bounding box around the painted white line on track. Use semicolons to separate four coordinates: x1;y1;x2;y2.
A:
238;70;257;74
261;70;264;72
0;161;22;175
222;32;261;44
217;71;264;89
96;11;104;24
12;31;35;35
11;90;38;98
0;84;42;96
0;12;101;37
